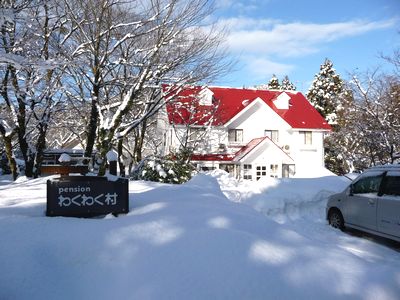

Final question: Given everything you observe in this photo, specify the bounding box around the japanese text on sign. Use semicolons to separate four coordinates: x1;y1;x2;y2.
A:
58;193;118;207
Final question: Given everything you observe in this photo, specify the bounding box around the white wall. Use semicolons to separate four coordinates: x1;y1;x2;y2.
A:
160;97;328;178
226;99;291;144
291;130;325;171
166;126;228;154
239;140;293;179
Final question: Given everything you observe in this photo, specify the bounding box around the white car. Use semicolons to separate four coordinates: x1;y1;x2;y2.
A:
326;165;400;242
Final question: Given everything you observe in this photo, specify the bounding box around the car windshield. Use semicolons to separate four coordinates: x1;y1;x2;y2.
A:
351;171;384;194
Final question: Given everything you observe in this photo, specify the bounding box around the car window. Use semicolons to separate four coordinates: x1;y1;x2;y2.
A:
382;172;400;196
352;171;384;194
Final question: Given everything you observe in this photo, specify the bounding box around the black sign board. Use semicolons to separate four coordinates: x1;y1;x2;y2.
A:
46;176;129;217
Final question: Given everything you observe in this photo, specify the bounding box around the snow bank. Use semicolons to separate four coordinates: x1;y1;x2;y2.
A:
210;169;351;223
294;166;336;178
0;173;399;300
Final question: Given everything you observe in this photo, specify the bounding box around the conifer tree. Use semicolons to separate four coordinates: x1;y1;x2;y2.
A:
307;59;348;174
267;74;280;90
307;59;345;125
280;75;296;91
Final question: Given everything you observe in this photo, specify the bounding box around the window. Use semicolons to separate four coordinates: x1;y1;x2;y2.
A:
228;129;243;142
220;164;234;174
270;164;279;178
256;165;267;180
243;164;252;180
382;175;400;196
188;127;206;149
352;172;383;194
282;164;295;178
189;127;206;141
200;166;216;172
299;131;312;145
264;130;279;143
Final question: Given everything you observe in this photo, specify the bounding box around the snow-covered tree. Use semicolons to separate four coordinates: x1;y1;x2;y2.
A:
280;75;296;91
0;0;67;179
60;0;229;176
307;59;346;125
326;68;400;173
131;152;195;184
168;87;221;163
257;75;296;91
306;59;349;174
267;74;280;90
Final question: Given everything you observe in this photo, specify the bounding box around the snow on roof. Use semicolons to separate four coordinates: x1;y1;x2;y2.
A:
191;136;294;163
58;153;71;163
165;86;331;130
44;149;85;154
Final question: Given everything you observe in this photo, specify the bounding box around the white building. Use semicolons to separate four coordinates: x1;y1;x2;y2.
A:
158;86;332;180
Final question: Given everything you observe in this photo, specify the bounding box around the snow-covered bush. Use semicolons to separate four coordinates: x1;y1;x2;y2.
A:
131;155;196;184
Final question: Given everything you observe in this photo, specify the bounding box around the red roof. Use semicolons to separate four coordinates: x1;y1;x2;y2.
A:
165;86;331;130
191;153;235;162
232;137;266;161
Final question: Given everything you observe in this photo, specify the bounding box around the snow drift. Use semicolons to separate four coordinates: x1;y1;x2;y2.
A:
0;172;399;300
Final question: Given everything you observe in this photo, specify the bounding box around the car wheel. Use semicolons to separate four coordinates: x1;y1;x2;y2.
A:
328;209;344;230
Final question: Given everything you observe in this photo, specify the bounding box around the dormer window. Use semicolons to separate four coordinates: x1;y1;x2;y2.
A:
198;87;214;106
273;92;290;110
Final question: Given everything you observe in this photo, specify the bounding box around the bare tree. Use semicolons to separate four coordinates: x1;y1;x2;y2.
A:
60;0;230;175
0;0;68;178
167;88;221;163
328;68;400;172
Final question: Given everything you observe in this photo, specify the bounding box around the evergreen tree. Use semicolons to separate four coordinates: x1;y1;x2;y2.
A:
280;75;296;91
307;59;348;174
307;59;345;125
267;74;280;90
131;151;195;184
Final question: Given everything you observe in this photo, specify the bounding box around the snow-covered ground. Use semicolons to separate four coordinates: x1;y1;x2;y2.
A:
0;171;399;299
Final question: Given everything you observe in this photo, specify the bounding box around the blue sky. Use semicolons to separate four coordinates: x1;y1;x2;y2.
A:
211;0;400;92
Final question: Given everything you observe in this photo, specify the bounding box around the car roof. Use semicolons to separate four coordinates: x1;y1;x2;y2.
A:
366;164;400;172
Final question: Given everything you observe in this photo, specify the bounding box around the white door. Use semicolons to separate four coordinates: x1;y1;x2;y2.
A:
344;171;384;231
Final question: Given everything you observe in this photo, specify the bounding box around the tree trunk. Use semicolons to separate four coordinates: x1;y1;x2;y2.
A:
390;144;395;164
133;120;147;164
33;124;48;178
117;138;125;177
3;135;18;180
96;127;114;176
18;127;34;177
84;98;99;160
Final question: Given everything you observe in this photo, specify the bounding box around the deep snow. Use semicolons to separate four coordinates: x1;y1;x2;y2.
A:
0;171;399;300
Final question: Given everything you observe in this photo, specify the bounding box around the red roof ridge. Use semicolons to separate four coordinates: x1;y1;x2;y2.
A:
190;135;295;163
233;137;267;161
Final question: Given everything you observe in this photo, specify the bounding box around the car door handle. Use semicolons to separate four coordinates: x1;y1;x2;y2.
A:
368;199;375;205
